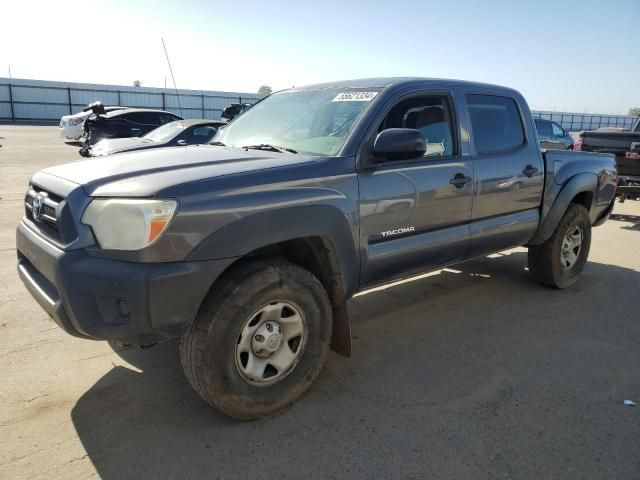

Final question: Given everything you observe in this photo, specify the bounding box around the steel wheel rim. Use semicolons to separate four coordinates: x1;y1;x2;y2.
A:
560;224;583;270
235;300;308;387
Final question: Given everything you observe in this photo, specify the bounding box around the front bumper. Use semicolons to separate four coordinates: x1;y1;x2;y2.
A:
16;221;236;345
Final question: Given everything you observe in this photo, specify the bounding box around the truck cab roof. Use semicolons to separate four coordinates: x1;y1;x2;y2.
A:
296;77;518;95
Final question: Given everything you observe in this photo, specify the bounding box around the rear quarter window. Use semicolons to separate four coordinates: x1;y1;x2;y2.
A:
160;113;181;124
467;94;525;154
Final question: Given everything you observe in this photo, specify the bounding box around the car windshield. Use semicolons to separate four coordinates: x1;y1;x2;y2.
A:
143;121;186;142
214;88;381;156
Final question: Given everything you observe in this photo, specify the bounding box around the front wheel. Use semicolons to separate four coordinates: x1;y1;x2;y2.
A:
180;260;332;420
528;203;591;288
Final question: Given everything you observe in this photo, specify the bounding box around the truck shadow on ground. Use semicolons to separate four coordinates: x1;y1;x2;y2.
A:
609;212;640;231
70;251;640;480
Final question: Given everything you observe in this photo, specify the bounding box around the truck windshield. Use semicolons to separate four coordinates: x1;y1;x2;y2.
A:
214;89;381;156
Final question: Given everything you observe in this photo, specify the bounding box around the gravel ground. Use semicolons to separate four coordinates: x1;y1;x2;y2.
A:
0;126;639;480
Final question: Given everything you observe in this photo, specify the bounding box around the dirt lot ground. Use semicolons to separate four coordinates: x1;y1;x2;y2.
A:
0;125;639;480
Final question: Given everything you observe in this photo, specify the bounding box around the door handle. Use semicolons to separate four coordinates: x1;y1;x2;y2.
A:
522;165;538;177
449;173;472;188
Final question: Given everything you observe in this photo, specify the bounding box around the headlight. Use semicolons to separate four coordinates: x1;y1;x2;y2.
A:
82;199;177;250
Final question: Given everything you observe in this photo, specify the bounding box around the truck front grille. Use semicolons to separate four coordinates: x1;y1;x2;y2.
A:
25;185;63;243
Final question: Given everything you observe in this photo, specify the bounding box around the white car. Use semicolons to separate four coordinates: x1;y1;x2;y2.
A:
59;106;126;141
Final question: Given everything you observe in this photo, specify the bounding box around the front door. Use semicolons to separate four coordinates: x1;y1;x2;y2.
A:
358;93;473;287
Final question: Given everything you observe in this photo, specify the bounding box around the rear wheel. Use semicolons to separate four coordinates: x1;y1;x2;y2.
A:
180;260;332;420
528;203;591;288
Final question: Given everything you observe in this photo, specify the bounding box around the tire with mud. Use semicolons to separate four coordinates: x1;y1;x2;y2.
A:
528;203;591;289
180;260;332;420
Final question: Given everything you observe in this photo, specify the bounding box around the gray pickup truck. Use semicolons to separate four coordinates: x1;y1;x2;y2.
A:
17;78;617;419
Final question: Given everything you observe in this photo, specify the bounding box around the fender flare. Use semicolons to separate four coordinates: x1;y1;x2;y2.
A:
187;204;359;357
528;173;597;245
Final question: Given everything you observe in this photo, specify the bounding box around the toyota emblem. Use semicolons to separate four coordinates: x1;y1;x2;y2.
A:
32;194;45;221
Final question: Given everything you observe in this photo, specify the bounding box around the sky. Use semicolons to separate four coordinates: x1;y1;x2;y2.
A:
0;0;638;114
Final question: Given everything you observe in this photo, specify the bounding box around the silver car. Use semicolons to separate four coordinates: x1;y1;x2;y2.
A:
534;118;575;150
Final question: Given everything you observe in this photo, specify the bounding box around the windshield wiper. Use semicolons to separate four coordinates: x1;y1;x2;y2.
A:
210;141;226;146
241;144;298;154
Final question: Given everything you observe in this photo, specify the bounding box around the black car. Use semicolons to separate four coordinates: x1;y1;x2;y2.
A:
80;108;183;155
88;119;226;157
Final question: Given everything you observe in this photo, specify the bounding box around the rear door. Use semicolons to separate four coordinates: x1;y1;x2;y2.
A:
465;93;544;257
131;112;164;136
358;89;473;287
117;112;149;137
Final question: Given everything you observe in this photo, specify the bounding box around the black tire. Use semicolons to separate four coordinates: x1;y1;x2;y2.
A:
180;260;332;420
528;203;591;288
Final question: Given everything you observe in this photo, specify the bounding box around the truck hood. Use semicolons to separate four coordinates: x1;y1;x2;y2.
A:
40;145;318;197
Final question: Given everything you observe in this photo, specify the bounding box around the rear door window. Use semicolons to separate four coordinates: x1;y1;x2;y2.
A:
122;112;149;124
159;113;179;124
467;94;525;154
140;112;163;125
534;119;552;136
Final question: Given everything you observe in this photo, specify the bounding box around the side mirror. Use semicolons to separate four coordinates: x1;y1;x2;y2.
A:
373;128;426;161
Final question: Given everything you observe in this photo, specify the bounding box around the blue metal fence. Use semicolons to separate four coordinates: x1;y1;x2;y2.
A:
531;110;637;132
1;78;637;132
0;78;262;122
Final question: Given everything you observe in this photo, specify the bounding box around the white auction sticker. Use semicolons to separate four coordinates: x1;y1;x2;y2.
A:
332;91;379;102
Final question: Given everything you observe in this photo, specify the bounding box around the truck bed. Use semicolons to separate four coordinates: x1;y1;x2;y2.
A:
539;149;618;227
579;123;640;177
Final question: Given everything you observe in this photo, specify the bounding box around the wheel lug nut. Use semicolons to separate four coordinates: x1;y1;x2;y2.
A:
266;323;273;332
255;334;264;342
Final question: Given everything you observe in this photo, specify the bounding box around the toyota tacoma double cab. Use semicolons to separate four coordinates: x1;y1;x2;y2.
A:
17;78;617;419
